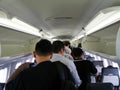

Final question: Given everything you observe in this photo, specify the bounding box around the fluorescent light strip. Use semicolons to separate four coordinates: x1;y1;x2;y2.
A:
11;17;41;36
86;10;120;35
85;11;116;30
72;7;120;42
71;35;84;42
0;18;41;37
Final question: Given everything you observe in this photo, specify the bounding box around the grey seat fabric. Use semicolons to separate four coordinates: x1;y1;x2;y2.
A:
86;83;114;90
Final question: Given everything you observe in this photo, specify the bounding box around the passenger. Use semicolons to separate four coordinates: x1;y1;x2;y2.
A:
7;62;31;83
7;60;37;83
73;47;97;90
107;65;113;68
63;41;74;61
5;39;60;90
78;43;82;48
51;40;81;87
63;41;72;54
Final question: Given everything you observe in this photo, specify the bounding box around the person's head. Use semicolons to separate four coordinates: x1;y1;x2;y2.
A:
78;43;82;48
63;41;70;47
72;47;84;60
52;40;65;55
33;39;53;63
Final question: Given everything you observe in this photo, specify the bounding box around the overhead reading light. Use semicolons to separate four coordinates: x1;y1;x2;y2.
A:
71;6;120;42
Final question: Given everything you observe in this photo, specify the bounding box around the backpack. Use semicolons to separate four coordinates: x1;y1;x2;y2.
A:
54;61;78;90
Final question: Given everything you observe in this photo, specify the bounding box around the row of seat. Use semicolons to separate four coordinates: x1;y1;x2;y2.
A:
90;61;120;90
86;83;114;90
0;83;5;90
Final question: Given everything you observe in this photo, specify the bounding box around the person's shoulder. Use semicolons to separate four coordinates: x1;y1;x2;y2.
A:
84;60;93;63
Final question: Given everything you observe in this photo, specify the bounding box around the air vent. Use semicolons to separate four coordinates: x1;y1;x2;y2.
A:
45;17;73;21
54;17;73;20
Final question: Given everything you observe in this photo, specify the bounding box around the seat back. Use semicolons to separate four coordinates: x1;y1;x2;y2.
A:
102;67;119;76
92;61;103;67
93;61;104;74
0;83;5;90
102;75;119;86
102;67;119;86
86;83;114;90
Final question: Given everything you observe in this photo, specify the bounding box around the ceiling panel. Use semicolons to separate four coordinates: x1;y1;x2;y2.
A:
0;0;120;40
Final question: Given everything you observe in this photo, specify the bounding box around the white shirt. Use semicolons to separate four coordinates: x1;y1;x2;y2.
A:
64;53;74;61
65;46;71;54
51;54;81;87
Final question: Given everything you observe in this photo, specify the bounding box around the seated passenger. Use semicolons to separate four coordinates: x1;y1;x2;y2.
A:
5;39;60;90
51;40;81;87
72;47;97;90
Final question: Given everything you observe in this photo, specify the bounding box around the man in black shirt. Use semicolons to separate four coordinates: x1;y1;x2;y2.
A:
5;39;60;90
72;48;97;90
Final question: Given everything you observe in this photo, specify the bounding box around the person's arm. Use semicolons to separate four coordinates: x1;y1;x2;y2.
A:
5;70;24;90
89;61;97;74
69;61;82;87
7;62;31;83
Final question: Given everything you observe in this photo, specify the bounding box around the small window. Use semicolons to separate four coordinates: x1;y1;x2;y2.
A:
112;62;119;68
26;58;31;62
103;58;108;67
15;62;22;69
0;68;8;83
96;56;101;60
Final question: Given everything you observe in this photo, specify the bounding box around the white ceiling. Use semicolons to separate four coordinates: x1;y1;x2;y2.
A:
0;0;120;40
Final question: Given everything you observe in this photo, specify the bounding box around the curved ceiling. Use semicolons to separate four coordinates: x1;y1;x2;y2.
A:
0;0;120;40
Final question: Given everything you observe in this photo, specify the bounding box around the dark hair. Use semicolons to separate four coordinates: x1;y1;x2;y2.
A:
78;43;82;48
63;41;70;46
72;48;83;58
52;40;64;53
35;39;53;56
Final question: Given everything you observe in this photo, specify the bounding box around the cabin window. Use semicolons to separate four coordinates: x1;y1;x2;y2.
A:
15;62;22;69
0;68;8;83
103;58;108;67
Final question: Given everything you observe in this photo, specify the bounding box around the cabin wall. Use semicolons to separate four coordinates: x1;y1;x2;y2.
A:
83;41;116;55
0;38;40;57
116;26;120;59
82;37;106;53
82;23;119;56
0;42;30;57
0;42;1;57
102;40;116;55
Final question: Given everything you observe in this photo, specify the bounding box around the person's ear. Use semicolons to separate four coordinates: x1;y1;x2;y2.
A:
59;49;64;55
33;51;36;58
50;53;53;59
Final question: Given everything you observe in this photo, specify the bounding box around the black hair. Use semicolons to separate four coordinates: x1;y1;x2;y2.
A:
35;39;53;56
63;41;70;46
52;40;64;53
72;47;83;58
78;43;82;48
